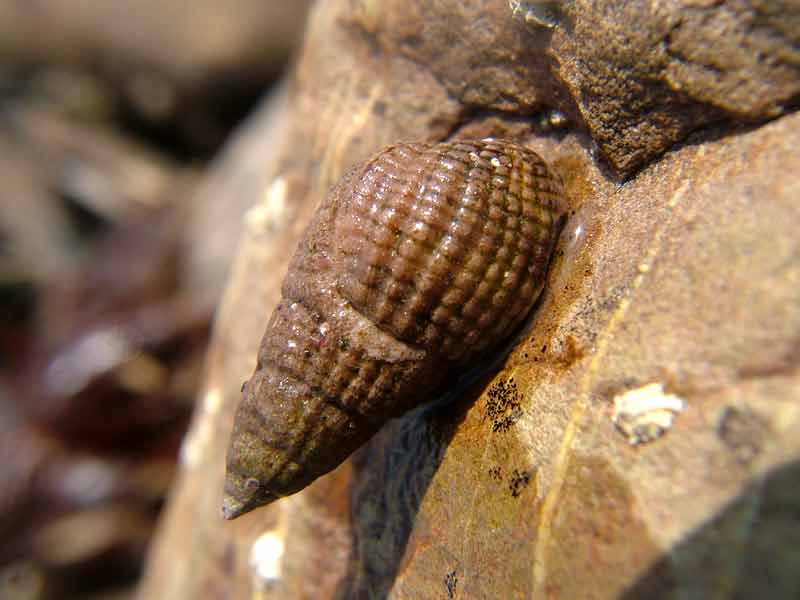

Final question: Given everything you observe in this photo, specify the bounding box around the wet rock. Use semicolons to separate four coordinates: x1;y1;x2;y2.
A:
138;1;800;598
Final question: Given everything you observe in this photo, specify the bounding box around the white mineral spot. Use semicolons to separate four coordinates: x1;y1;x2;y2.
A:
612;383;685;445
179;387;221;468
548;109;567;127
250;530;285;588
509;0;561;28
247;176;289;234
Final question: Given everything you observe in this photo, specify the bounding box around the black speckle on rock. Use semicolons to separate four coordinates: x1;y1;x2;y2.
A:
444;570;458;598
509;469;531;498
486;377;522;433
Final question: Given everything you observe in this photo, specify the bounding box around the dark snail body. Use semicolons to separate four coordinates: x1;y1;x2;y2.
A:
223;139;566;519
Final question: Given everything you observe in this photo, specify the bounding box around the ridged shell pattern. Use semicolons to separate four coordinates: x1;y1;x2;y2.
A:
335;140;564;364
223;139;566;519
230;297;442;503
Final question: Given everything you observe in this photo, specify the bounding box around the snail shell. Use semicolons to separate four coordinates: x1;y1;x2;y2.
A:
223;139;566;519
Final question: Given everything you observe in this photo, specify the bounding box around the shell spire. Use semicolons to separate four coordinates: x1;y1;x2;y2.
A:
223;139;566;519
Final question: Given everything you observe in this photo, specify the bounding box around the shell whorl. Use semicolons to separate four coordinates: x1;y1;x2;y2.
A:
223;139;566;519
336;140;564;363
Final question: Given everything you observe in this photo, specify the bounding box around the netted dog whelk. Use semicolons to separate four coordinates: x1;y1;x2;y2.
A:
223;139;567;519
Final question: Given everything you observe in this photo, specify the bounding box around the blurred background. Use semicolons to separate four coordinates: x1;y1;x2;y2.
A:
0;2;312;598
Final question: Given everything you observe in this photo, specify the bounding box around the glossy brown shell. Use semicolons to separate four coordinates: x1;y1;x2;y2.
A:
337;140;564;363
223;139;566;519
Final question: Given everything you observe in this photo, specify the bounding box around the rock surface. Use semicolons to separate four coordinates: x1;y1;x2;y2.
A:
139;1;800;598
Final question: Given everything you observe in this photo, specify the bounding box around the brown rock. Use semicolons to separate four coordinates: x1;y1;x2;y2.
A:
340;0;800;175
548;0;800;173
138;1;800;598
